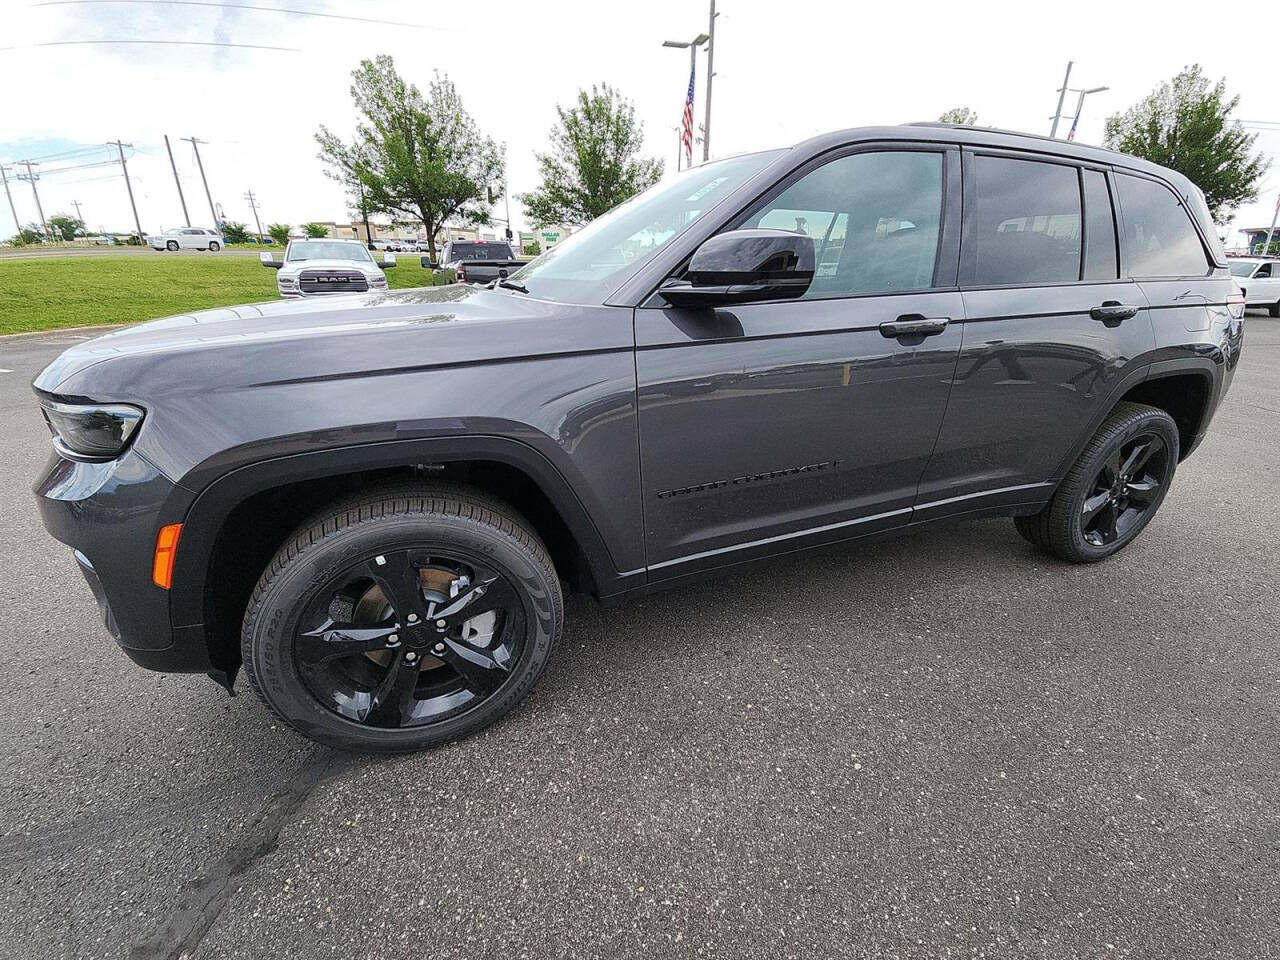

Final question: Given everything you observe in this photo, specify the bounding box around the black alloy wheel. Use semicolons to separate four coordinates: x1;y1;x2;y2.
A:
1078;433;1169;547
1014;401;1179;563
242;485;563;752
295;551;524;729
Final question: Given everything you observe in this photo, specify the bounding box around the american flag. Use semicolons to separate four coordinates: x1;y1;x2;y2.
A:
680;60;695;167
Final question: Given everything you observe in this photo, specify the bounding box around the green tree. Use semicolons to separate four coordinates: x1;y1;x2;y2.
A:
1104;65;1268;223
938;107;979;126
303;222;329;238
221;221;251;244
9;223;44;245
518;84;662;228
48;214;84;241
316;55;504;261
267;222;291;245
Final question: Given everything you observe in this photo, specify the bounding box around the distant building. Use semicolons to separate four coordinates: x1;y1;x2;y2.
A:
518;225;573;254
1239;226;1280;254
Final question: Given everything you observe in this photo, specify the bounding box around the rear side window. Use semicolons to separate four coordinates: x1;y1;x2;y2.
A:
1082;170;1119;280
1114;174;1210;278
967;155;1081;285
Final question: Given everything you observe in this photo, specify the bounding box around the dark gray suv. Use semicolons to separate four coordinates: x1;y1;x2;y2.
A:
33;125;1245;752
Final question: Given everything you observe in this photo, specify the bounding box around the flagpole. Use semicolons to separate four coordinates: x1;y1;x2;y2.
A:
1260;191;1280;256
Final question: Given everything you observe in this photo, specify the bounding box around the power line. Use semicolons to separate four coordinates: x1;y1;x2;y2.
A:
33;0;432;28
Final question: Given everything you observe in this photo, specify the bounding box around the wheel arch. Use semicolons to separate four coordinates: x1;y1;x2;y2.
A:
1050;358;1218;483
169;435;631;678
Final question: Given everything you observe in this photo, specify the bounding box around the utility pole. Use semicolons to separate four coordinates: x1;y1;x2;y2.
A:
243;188;264;243
702;0;717;162
18;161;51;242
0;164;19;237
1049;61;1074;138
71;200;85;237
181;137;218;228
1260;192;1280;256
109;141;144;240
164;134;191;227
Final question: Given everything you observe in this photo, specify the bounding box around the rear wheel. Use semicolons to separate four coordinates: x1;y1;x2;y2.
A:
241;485;563;752
1014;402;1178;563
208;240;220;252
165;240;178;251
1269;299;1279;318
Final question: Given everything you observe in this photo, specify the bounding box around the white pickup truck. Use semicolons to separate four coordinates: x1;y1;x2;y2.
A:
1227;257;1280;316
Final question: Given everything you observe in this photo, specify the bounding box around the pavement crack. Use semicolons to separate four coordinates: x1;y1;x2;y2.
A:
128;750;347;960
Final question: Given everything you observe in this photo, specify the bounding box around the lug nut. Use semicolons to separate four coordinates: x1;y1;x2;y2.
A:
407;613;418;623
405;651;418;662
436;619;447;628
386;634;400;646
432;643;445;654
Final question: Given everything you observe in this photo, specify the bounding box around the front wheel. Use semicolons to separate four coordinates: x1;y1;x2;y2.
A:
166;240;178;251
208;240;220;252
241;485;563;752
1014;402;1179;563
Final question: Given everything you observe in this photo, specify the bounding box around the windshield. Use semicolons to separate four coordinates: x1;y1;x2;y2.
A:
287;241;373;263
1228;261;1258;277
510;150;784;303
450;242;513;260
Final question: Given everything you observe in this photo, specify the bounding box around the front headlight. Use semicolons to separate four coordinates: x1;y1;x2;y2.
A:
39;398;145;459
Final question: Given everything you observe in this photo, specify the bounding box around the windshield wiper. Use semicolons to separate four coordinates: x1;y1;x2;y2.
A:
496;278;528;293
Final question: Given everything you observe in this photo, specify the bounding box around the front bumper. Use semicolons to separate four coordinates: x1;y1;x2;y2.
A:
34;446;210;673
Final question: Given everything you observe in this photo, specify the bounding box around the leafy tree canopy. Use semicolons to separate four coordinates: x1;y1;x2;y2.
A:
518;83;663;228
221;221;251;244
317;55;504;260
937;107;979;126
48;214;84;241
1104;64;1268;223
303;222;329;238
267;222;291;245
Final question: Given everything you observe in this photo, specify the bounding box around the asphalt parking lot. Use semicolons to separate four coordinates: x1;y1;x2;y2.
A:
0;317;1277;960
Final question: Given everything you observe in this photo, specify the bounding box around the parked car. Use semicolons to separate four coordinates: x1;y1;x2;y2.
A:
33;124;1244;753
147;227;222;251
260;238;395;298
1226;256;1280;316
424;240;528;285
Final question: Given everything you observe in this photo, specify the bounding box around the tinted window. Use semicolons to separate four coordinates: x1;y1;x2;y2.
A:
1082;170;1118;280
740;150;943;298
1255;262;1272;278
1115;174;1210;277
968;156;1080;285
449;242;514;260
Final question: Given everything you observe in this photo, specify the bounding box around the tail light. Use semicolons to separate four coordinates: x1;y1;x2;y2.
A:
456;264;467;283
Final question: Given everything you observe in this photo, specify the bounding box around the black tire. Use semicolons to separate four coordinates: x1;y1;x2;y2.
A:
1269;300;1279;318
208;240;220;252
1014;401;1179;563
241;484;563;753
166;240;178;251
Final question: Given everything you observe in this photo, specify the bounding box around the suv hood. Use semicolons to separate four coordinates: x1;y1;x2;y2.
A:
34;284;598;397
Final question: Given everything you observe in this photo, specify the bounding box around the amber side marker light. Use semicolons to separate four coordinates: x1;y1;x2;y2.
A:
152;523;183;589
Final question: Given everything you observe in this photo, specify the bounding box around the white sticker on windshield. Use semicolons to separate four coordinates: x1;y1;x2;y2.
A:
685;177;730;203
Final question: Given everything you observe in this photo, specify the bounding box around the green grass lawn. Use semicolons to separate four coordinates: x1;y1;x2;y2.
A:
0;256;444;335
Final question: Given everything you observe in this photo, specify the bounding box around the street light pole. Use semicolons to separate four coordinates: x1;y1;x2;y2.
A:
1065;86;1109;142
1049;61;1074;138
662;31;709;166
702;0;716;162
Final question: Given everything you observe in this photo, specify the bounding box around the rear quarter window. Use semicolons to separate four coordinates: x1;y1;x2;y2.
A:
1114;173;1211;278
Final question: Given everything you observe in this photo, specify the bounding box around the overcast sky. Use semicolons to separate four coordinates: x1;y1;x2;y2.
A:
2;0;1278;242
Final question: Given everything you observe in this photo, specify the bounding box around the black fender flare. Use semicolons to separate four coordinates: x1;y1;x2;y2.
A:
168;434;631;630
1048;356;1219;483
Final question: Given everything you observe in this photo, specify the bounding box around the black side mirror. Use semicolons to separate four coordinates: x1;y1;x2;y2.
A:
420;256;440;270
259;252;282;269
659;229;815;307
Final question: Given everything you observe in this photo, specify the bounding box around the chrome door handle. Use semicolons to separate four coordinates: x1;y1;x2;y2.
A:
879;315;950;339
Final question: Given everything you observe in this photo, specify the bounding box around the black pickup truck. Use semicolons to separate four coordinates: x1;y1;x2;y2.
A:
423;240;528;285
